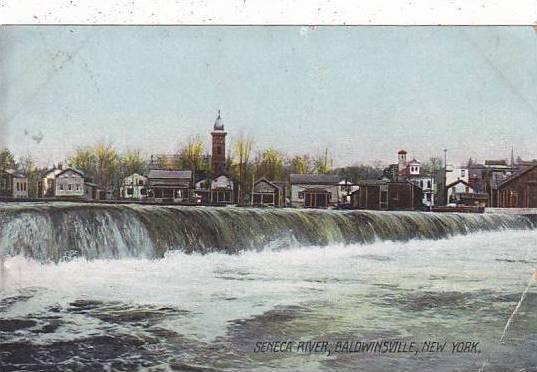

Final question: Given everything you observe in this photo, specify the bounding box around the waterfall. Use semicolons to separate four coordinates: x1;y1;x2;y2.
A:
0;202;535;262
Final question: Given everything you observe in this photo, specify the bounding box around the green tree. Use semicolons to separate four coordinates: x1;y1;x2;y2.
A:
0;148;16;170
288;154;312;175
335;164;384;182
121;150;146;177
94;142;120;188
313;148;332;174
256;148;285;181
18;155;42;198
68;147;97;176
177;136;208;178
156;155;175;170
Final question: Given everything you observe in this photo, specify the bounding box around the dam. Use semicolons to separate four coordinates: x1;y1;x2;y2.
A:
0;202;536;261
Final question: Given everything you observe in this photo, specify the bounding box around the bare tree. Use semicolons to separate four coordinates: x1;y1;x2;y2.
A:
232;134;254;205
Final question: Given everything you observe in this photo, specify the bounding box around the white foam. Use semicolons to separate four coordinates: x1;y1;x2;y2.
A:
1;229;536;342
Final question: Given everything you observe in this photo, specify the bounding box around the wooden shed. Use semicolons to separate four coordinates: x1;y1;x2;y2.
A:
351;180;422;211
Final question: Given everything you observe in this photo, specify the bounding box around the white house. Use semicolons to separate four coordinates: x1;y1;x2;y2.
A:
42;167;85;199
119;173;148;199
0;169;28;199
398;151;435;208
289;174;340;208
210;175;234;204
55;168;85;198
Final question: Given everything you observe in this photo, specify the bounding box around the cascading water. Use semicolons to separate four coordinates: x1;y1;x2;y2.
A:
0;202;535;262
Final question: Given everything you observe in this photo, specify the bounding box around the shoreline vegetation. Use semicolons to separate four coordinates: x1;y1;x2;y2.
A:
0;140;438;202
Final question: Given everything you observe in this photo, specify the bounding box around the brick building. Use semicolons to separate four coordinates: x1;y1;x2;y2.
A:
496;164;537;208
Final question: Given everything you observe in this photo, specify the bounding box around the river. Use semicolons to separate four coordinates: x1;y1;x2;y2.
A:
0;203;536;371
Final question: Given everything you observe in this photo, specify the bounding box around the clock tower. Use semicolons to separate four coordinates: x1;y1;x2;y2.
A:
211;110;227;176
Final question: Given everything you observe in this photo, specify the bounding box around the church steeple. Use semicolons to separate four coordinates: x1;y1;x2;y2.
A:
510;146;515;166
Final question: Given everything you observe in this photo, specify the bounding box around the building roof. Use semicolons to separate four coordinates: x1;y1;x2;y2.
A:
355;179;390;186
498;164;537;188
354;179;421;187
148;169;192;179
43;166;84;178
272;180;288;189
3;169;26;178
516;160;537;166
289;173;340;185
398;150;407;154
43;168;64;177
254;177;282;191
211;175;233;190
446;179;471;189
407;158;420;165
485;160;507;166
56;167;85;178
213;110;224;131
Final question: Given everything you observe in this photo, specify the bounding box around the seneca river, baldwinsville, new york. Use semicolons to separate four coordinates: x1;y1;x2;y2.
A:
0;203;536;371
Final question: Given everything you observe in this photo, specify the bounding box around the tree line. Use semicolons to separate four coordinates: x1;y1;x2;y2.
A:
1;138;445;202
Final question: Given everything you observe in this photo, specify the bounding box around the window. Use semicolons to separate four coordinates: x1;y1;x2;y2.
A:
217;146;222;155
426;193;432;201
60;184;64;190
68;184;72;191
427;180;431;189
23;183;27;191
298;191;304;199
461;170;466;178
138;180;144;186
420;180;423;188
127;187;134;195
16;182;20;191
76;184;80;191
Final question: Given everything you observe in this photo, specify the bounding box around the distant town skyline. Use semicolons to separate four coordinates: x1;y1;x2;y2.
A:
1;26;536;167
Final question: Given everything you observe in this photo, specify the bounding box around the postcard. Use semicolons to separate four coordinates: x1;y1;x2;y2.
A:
1;19;536;372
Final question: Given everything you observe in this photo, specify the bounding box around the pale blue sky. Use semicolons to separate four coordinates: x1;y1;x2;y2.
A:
1;26;536;167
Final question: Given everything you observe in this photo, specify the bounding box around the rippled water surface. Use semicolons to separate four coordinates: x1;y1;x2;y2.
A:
1;229;536;371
